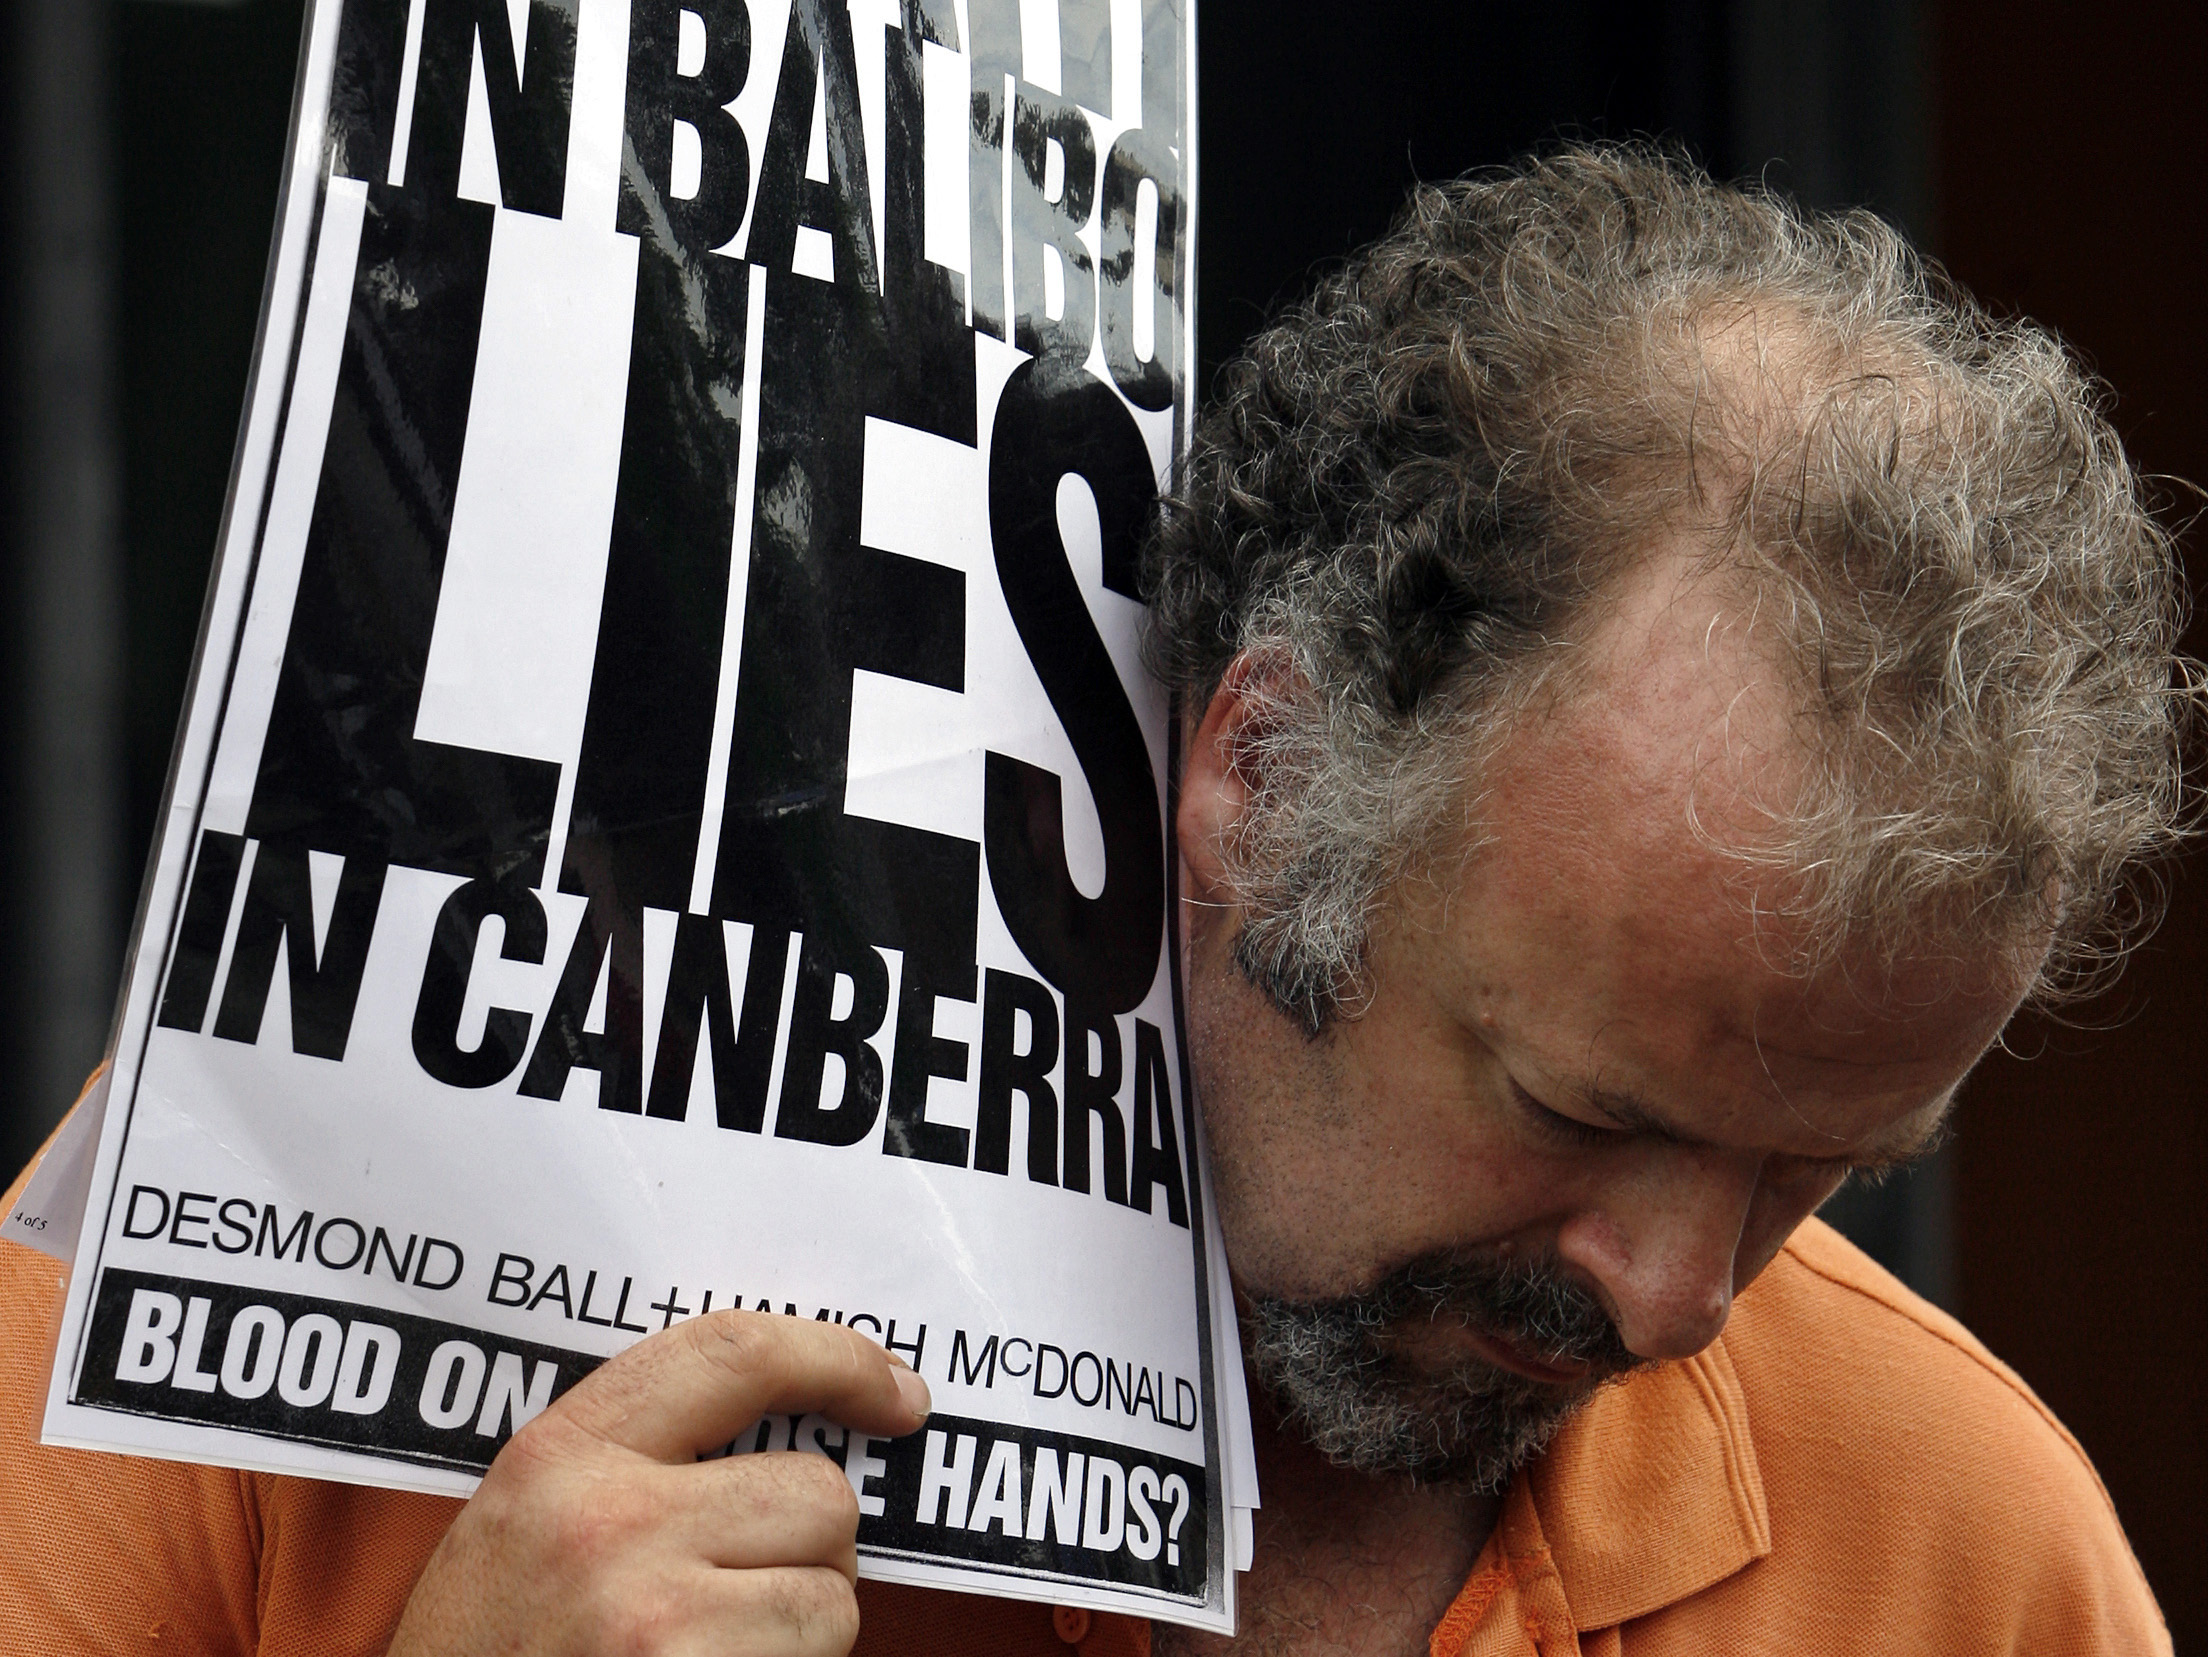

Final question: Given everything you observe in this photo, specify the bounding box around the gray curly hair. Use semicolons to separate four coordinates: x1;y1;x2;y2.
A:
1145;145;2198;1030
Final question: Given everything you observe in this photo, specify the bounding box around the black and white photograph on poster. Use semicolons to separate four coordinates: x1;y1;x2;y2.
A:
39;0;1250;1631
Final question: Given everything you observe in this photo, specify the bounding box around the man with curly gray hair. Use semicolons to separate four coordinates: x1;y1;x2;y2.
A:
11;144;2170;1657
1142;145;2184;1651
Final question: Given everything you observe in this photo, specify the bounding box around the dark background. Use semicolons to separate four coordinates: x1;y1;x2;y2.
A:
2;0;2199;1637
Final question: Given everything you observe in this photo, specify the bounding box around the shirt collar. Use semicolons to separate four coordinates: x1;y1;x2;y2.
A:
1520;1333;1772;1629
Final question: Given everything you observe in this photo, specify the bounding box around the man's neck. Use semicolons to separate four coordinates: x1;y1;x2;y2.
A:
1155;1402;1503;1657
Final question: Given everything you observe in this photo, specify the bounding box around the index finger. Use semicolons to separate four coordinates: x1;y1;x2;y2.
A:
549;1310;931;1463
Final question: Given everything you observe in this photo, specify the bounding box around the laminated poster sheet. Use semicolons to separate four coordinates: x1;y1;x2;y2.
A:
39;0;1256;1631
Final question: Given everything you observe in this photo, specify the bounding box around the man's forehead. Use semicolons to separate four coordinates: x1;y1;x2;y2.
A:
1460;538;2039;983
1452;555;1806;900
1408;610;2033;1154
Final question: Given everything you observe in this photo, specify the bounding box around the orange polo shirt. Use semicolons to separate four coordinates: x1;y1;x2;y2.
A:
0;1106;2168;1655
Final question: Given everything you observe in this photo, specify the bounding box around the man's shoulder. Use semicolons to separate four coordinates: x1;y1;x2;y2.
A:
1731;1214;2106;1499
1701;1216;2165;1647
0;1108;460;1652
1503;1218;2168;1650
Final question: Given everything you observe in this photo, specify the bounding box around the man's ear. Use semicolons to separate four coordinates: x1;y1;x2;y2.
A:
1177;653;1281;906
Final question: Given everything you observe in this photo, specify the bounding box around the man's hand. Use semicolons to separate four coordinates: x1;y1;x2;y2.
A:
387;1310;931;1656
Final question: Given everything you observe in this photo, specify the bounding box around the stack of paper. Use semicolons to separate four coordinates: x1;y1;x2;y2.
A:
30;0;1252;1636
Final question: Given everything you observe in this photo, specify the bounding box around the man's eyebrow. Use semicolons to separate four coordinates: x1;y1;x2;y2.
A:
1580;1081;1954;1169
1839;1111;1954;1172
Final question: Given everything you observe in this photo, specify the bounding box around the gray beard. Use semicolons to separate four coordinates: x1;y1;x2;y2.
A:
1242;1249;1647;1491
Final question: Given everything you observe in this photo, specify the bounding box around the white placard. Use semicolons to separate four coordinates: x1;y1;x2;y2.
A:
46;0;1236;1632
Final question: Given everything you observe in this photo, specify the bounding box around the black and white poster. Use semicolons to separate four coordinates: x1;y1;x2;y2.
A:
42;0;1250;1629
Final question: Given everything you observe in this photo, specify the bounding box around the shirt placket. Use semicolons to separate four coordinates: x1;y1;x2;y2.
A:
1429;1481;1584;1657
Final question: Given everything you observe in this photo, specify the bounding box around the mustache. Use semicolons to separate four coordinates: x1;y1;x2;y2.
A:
1383;1248;1636;1373
1241;1247;1645;1487
1292;1246;1639;1378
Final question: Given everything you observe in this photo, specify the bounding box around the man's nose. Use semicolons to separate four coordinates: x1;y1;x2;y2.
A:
1554;1153;1758;1361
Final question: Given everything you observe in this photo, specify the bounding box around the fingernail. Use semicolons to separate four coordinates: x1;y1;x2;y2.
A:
893;1366;931;1419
